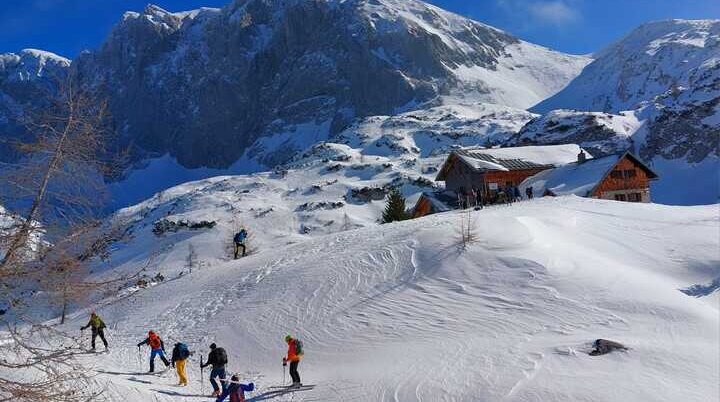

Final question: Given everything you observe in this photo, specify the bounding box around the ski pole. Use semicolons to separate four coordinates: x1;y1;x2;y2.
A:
282;361;286;386
200;356;204;395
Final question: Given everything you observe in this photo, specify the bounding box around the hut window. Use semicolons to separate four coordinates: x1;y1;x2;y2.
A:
610;170;623;179
624;169;637;178
614;194;627;201
628;193;642;202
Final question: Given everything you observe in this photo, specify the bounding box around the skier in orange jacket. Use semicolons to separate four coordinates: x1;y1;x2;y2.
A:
282;335;303;387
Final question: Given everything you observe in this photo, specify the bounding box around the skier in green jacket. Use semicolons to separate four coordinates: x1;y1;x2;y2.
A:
80;312;108;351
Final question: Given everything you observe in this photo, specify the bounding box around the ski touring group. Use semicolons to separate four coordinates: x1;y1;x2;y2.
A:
83;311;305;400
78;230;310;401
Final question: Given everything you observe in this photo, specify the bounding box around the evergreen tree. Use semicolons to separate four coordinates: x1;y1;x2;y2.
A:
382;188;409;223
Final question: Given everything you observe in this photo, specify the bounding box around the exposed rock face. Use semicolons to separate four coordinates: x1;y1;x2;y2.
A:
639;59;720;163
508;110;640;157
71;0;585;169
0;49;70;160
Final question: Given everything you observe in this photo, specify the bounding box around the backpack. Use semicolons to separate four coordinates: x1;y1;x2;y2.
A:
178;343;190;359
295;339;304;356
234;230;247;243
148;333;161;349
215;347;228;365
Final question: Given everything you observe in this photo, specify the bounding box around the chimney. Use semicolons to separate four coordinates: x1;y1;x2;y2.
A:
577;150;587;164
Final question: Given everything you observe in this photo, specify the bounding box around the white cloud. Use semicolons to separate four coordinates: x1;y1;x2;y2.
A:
528;1;580;24
497;0;582;27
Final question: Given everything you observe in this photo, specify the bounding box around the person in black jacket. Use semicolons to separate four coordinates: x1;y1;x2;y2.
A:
200;343;228;397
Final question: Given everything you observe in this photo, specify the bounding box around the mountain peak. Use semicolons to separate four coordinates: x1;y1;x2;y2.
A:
19;48;70;65
599;18;719;56
534;18;719;114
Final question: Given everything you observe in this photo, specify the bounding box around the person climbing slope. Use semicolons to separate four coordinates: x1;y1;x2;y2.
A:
282;335;303;387
80;311;108;351
137;330;170;373
201;343;228;397
233;228;248;259
171;341;193;386
216;374;254;402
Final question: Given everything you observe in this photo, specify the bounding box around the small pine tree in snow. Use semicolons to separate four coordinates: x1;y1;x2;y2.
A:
382;188;409;223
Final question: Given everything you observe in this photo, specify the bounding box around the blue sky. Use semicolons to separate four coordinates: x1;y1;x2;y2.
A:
0;0;718;58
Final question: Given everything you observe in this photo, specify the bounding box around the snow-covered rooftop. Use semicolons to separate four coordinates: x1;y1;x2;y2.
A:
437;144;589;180
520;154;620;197
467;144;587;166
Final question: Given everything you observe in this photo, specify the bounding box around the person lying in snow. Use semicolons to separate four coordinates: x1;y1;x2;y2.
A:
216;375;254;402
589;339;628;356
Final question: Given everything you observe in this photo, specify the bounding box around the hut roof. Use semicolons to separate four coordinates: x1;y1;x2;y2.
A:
436;144;587;181
416;191;455;213
519;151;659;197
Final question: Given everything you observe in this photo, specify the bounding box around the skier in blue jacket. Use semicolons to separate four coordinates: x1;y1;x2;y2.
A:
216;375;254;402
233;229;248;259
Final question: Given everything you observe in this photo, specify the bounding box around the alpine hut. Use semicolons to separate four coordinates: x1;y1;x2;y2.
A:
519;151;659;202
435;144;586;204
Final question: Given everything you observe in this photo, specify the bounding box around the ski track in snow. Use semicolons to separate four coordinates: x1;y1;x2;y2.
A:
56;198;719;401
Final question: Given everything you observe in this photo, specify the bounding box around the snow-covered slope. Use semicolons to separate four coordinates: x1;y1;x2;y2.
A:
58;193;719;401
107;101;534;208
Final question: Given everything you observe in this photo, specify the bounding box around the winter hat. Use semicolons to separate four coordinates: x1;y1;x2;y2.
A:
210;343;217;349
284;335;292;342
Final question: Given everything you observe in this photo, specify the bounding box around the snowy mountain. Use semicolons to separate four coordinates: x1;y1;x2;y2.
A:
0;49;69;160
533;19;719;114
529;18;719;162
72;0;587;169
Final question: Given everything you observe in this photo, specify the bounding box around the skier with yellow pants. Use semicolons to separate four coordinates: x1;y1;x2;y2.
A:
171;342;192;386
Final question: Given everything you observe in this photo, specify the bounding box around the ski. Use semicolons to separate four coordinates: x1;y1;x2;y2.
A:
267;384;315;390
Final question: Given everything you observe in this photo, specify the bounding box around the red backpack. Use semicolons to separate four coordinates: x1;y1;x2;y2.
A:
148;332;161;349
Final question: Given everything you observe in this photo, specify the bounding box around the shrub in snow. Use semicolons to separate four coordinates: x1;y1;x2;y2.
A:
296;201;345;212
350;186;388;203
152;219;217;236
